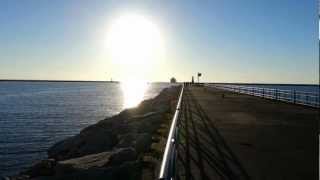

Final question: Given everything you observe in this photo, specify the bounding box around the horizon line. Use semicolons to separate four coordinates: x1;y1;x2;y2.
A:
0;79;318;86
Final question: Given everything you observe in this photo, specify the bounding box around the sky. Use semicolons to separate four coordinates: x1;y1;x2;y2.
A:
0;0;318;84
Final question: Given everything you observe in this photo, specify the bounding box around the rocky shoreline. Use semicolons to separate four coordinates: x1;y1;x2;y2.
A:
6;86;180;180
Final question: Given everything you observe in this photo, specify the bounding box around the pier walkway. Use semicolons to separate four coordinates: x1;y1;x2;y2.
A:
175;86;318;180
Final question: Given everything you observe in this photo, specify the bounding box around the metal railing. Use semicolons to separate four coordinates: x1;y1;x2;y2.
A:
159;85;184;180
205;84;319;108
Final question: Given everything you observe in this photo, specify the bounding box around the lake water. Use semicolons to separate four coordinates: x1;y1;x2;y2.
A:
0;81;172;176
211;84;319;106
217;84;319;94
246;84;319;94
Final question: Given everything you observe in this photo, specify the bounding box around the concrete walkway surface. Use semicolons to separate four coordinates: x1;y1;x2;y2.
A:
176;86;318;180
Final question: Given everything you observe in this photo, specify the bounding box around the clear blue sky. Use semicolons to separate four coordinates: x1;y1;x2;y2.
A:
0;0;318;83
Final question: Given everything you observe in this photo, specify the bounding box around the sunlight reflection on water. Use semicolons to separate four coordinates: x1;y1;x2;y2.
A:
120;80;149;108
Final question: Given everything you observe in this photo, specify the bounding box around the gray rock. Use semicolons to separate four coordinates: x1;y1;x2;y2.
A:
134;133;152;154
55;161;141;180
54;148;139;180
55;151;112;179
115;133;137;148
56;151;112;170
107;148;137;166
107;161;141;180
115;133;152;154
24;159;56;177
48;127;117;160
7;175;30;180
135;113;165;134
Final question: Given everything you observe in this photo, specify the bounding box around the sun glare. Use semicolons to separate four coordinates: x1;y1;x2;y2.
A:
106;14;163;108
106;14;164;68
121;80;149;108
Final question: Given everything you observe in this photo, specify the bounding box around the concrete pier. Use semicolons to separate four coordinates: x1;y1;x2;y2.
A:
176;86;318;180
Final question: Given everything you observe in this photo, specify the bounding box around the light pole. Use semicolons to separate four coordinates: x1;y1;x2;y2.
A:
197;72;202;83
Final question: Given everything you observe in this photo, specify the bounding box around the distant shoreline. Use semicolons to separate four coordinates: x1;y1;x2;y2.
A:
0;79;120;83
0;79;318;86
0;79;168;84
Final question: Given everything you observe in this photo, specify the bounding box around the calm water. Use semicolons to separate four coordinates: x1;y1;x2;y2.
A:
0;81;172;176
218;84;319;94
248;84;319;93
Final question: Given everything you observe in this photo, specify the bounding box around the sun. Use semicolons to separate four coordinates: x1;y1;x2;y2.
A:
106;14;164;68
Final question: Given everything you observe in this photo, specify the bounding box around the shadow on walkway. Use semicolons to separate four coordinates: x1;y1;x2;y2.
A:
176;87;250;180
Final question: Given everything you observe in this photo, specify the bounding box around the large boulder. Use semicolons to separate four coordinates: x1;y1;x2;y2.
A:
107;148;137;166
115;132;152;154
54;148;139;180
127;112;165;134
56;160;141;180
56;151;112;172
23;159;56;177
48;127;118;160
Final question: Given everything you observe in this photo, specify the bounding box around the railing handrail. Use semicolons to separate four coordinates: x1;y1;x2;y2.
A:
205;84;319;108
214;84;319;95
159;84;184;180
211;84;319;95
